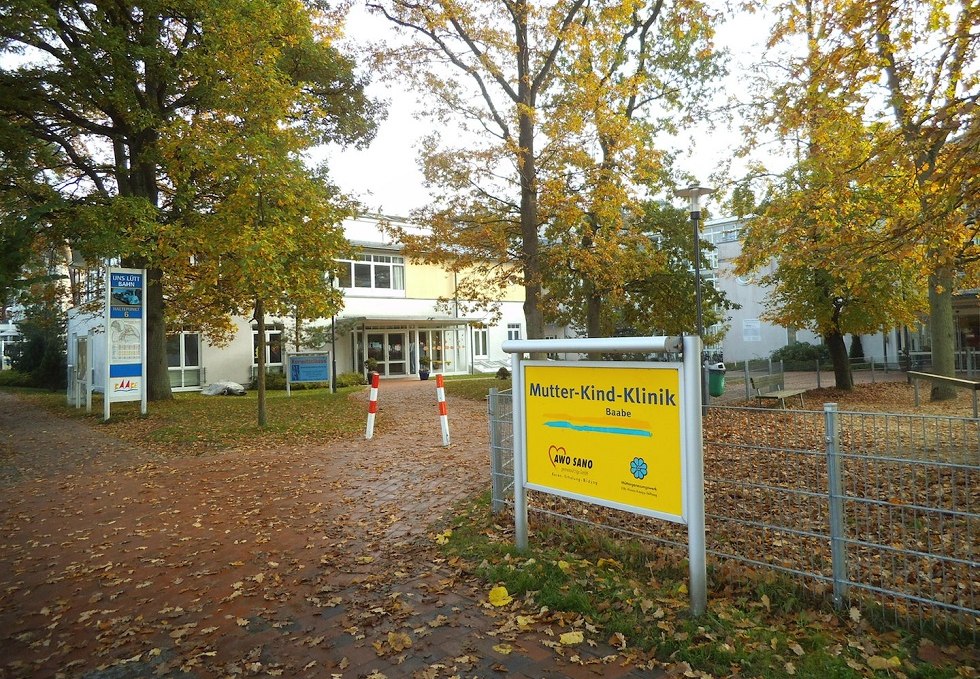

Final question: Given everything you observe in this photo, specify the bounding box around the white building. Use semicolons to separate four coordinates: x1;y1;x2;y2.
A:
67;215;531;392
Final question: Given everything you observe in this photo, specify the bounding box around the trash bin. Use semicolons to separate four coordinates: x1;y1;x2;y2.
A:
707;362;726;397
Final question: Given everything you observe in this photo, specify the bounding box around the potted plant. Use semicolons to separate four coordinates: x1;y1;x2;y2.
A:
365;357;380;379
418;356;431;381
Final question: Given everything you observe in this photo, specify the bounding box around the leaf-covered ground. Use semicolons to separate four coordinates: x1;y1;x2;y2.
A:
0;386;650;679
0;379;976;678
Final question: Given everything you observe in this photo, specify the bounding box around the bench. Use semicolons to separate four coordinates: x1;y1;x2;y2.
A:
750;373;806;408
907;371;980;418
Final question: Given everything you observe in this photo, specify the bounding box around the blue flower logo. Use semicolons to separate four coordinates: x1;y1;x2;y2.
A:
630;457;648;480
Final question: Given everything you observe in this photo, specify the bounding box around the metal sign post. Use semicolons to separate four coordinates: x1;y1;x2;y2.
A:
501;334;707;616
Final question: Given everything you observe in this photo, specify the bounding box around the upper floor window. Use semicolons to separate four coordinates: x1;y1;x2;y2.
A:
507;323;521;341
337;254;405;290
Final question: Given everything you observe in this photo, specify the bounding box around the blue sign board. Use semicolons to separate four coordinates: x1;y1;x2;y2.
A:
288;352;331;383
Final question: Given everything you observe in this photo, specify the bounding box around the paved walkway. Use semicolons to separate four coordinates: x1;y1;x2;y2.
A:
0;383;658;678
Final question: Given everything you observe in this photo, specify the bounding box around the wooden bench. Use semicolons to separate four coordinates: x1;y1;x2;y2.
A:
750;373;806;408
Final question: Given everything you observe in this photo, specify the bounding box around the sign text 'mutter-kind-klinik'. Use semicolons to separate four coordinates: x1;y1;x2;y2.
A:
528;382;677;406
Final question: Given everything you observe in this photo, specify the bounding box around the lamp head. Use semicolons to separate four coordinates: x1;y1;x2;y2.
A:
676;184;716;212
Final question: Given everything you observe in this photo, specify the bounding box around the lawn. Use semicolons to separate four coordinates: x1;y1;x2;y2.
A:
11;385;366;455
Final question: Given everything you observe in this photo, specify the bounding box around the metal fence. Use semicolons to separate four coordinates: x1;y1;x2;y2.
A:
487;389;979;637
712;359;910;404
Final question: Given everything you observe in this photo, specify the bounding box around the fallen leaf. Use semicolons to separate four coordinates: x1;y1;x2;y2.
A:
493;643;513;655
388;631;412;652
849;607;861;623
784;661;796;675
488;586;513;607
608;632;627;649
560;631;584;646
867;656;901;671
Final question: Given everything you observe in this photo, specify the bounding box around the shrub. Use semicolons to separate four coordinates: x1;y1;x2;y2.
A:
249;370;287;390
335;372;366;388
771;341;830;363
0;370;36;388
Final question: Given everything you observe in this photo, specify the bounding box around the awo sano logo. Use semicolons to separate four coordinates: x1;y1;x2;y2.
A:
548;445;594;469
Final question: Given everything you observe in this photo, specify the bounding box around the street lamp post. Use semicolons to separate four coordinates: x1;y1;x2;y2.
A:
677;184;716;405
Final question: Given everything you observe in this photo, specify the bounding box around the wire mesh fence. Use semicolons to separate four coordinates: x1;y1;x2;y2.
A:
487;390;979;638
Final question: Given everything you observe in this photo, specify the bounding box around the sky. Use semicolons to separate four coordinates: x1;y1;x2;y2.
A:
317;3;776;219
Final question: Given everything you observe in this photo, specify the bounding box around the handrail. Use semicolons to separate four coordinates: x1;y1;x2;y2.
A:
907;370;980;418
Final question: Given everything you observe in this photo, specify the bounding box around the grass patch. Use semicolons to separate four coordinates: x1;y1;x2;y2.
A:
9;386;365;455
444;376;510;401
436;493;974;678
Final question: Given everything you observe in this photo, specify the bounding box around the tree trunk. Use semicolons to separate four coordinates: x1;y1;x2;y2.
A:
144;267;172;401
825;330;853;390
928;266;957;400
515;0;543;349
255;297;268;427
585;282;603;360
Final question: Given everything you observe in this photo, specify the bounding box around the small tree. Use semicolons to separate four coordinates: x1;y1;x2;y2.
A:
10;278;67;389
849;334;865;361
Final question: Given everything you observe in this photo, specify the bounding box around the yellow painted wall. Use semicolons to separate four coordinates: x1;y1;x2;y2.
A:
405;260;524;302
405;263;455;298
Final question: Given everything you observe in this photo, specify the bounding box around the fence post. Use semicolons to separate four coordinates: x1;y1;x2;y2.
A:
816;359;821;389
744;362;751;400
824;403;848;608
870;358;875;384
511;353;529;551
488;388;505;514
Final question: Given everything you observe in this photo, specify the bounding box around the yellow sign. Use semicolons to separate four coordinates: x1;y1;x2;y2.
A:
524;362;684;521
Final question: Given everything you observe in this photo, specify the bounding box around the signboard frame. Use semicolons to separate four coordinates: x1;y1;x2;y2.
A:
521;360;686;524
285;351;332;395
502;335;707;615
104;266;147;420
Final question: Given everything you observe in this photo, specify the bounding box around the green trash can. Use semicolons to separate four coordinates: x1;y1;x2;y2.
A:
707;362;726;397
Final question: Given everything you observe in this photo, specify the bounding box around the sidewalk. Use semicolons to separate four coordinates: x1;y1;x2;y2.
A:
0;383;658;678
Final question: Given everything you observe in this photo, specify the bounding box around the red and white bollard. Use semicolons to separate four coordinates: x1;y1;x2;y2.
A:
365;372;380;439
436;374;450;447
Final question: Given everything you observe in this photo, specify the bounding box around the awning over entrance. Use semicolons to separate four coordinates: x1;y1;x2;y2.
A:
330;314;484;328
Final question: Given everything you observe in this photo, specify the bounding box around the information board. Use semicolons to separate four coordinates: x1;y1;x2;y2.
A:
523;361;685;523
106;268;145;407
285;351;331;395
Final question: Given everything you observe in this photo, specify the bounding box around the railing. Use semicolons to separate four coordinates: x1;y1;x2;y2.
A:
488;391;978;637
908;370;980;418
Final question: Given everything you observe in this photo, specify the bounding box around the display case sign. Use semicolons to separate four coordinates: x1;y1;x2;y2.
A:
105;267;147;416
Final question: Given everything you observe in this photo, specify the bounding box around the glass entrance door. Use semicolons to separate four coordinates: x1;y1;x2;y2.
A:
365;330;409;376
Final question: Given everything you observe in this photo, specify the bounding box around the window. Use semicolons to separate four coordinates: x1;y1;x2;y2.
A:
507;324;521;341
167;332;202;388
336;253;405;291
473;328;489;357
253;324;284;366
